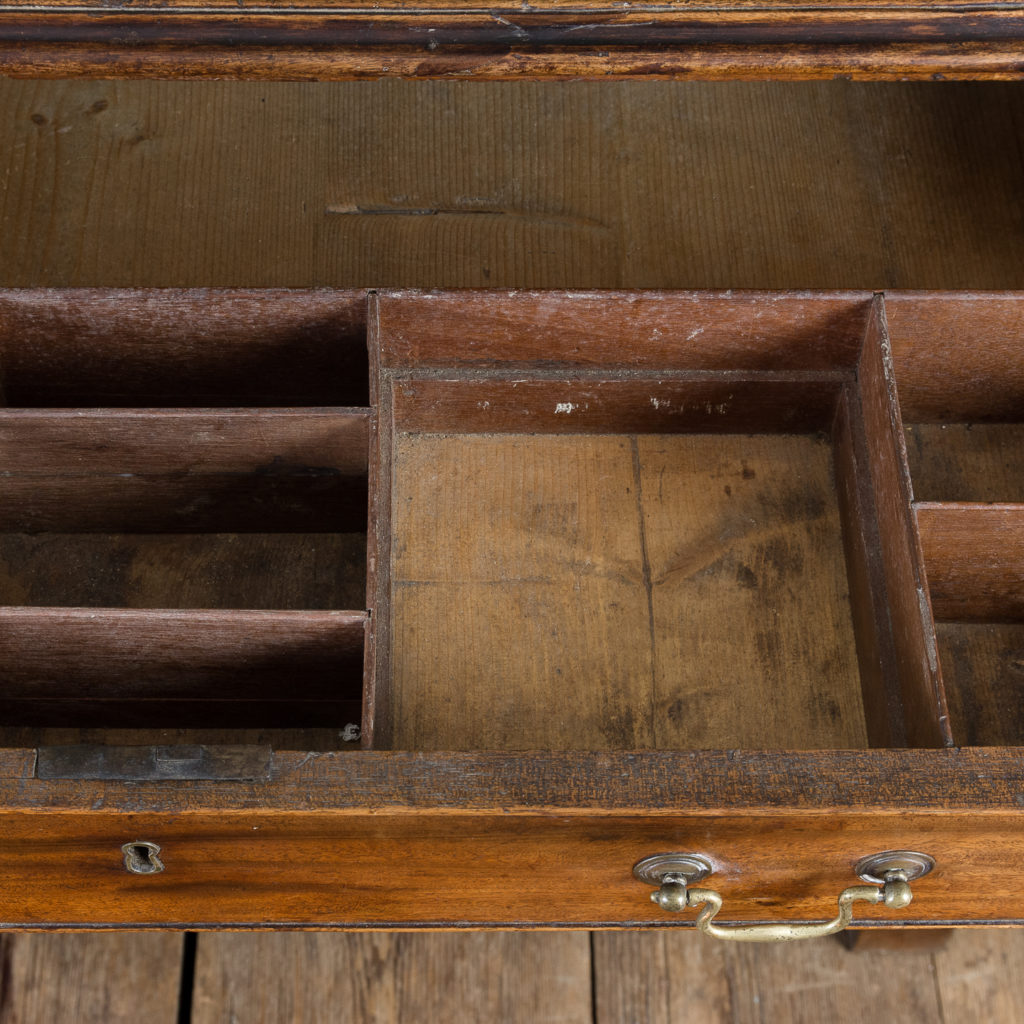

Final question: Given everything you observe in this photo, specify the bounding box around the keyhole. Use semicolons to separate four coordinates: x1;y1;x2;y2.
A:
122;841;165;875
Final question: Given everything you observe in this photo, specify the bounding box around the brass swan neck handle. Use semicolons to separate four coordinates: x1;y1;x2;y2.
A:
635;850;934;942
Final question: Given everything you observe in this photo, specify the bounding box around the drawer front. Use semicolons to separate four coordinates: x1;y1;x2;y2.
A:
0;809;1021;929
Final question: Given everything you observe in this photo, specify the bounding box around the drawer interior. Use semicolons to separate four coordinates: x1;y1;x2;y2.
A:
0;290;370;751
2;288;1020;761
368;292;948;752
887;295;1024;746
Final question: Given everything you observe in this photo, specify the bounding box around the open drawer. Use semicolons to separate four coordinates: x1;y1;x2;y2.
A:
0;288;1021;931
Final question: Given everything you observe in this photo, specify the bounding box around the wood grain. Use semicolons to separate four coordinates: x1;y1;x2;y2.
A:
886;293;1024;422
936;623;1024;746
0;608;365;701
377;291;871;370
0;409;369;533
904;424;1024;503
594;929;944;1023
916;503;1024;621
4;83;1024;291
0;933;183;1023
3;7;1024;82
0;289;368;407
0;532;366;610
637;433;866;749
392;377;843;435
192;932;591;1023
389;431;867;750
934;928;1024;1020
390;434;652;750
0;799;1020;926
857;299;949;747
833;388;907;747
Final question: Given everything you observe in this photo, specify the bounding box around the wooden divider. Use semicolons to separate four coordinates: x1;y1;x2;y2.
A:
855;296;951;747
0;408;370;532
0;608;366;729
916;503;1024;622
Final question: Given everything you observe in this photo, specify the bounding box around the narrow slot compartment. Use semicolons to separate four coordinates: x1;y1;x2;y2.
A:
916;503;1024;622
0;409;370;609
0;608;365;745
0;289;373;751
0;289;368;408
887;293;1024;746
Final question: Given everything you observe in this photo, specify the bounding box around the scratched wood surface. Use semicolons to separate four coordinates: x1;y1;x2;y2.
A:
191;933;592;1024
905;426;1024;503
389;432;866;750
3;82;1024;291
0;933;183;1024
3;3;1024;81
4;928;1024;1021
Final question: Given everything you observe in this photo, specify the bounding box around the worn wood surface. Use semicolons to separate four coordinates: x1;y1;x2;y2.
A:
856;300;950;747
0;533;366;610
392;377;843;436
192;932;592;1023
0;409;369;533
0;289;368;407
377;291;871;370
389;432;865;750
390;434;653;750
0;749;1020;924
904;424;1024;503
0;804;1022;926
594;929;948;1023
2;6;1024;81
3;83;1024;291
936;623;1024;746
638;434;866;750
7;926;1024;1021
886;293;1024;423
916;503;1024;621
833;389;907;747
0;932;184;1023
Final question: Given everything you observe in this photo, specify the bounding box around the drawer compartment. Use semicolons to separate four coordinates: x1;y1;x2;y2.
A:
0;290;370;750
887;294;1024;748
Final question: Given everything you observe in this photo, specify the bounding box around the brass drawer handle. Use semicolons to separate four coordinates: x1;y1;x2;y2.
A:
634;850;935;942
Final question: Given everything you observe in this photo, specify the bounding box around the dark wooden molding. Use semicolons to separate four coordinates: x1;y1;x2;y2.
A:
2;5;1024;80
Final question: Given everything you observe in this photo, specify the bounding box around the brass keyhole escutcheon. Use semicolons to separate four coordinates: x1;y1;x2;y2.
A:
122;841;165;875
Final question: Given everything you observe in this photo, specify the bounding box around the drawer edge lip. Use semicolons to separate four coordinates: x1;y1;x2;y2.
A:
0;919;1017;932
0;747;1021;815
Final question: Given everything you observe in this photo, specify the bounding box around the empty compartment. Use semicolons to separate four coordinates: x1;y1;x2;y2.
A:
389;428;866;751
935;622;1024;746
0;408;370;609
887;294;1024;504
887;294;1024;745
372;292;946;751
0;289;368;407
0;290;373;749
0;607;365;729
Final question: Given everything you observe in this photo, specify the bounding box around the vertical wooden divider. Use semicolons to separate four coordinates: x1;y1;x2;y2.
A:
833;386;907;747
361;292;391;749
857;294;952;747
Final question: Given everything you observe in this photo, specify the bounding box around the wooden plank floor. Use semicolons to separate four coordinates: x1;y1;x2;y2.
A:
3;929;1024;1021
3;78;1024;1019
